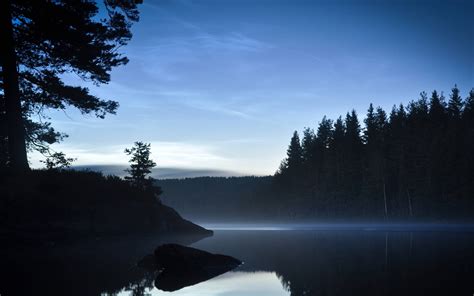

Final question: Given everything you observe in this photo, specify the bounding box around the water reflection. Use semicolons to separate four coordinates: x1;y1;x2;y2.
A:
116;271;290;296
1;228;473;296
190;229;474;296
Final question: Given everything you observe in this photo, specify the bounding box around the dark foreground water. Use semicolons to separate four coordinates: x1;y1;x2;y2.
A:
1;225;473;296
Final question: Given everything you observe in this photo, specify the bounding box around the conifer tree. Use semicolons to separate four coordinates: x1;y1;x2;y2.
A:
448;85;463;118
429;90;447;121
330;116;346;187
331;116;346;149
462;89;474;120
301;127;315;165
0;0;142;172
345;110;362;147
363;103;376;145
315;116;333;149
286;131;303;172
273;86;473;220
124;142;156;188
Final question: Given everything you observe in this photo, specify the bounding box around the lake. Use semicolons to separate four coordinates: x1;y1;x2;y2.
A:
117;224;474;296
1;224;473;296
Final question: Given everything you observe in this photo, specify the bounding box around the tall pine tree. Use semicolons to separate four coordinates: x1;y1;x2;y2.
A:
0;0;142;172
448;85;463;118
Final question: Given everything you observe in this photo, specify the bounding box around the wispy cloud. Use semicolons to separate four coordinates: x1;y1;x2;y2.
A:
132;33;271;68
177;96;254;119
150;141;230;168
29;141;231;170
193;32;271;53
28;138;275;176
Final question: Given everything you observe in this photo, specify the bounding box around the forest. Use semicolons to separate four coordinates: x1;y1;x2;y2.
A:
159;86;474;222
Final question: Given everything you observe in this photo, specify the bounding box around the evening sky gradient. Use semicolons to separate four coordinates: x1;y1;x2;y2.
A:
31;0;473;176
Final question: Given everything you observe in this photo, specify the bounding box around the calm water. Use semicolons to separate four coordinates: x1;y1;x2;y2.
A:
1;225;473;296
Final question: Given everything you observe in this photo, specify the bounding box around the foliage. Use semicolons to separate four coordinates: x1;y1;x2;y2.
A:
40;151;76;170
277;131;303;177
0;0;142;171
124;142;157;188
0;169;199;242
274;85;474;220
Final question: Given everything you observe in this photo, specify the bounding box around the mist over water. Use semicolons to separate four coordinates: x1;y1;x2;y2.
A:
199;222;474;232
108;226;474;296
1;222;473;295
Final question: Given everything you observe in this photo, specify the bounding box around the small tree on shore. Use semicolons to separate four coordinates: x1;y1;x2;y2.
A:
124;142;156;188
40;152;76;170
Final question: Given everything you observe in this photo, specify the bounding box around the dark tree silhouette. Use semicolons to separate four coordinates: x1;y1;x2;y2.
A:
429;90;447;121
464;89;474;119
301;127;315;166
0;0;142;172
447;85;463;118
40;152;76;171
125;142;157;188
277;131;303;177
269;86;474;220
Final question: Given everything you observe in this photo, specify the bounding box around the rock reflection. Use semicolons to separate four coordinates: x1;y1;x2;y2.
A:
116;271;290;296
137;243;241;292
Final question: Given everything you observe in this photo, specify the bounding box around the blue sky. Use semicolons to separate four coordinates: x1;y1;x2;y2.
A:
31;0;473;176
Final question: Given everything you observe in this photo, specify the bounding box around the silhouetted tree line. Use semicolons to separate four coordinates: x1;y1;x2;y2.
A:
158;87;473;221
0;169;208;243
275;86;474;220
157;176;274;221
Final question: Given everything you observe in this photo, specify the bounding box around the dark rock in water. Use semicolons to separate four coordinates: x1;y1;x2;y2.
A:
154;243;241;270
137;254;158;270
138;244;241;291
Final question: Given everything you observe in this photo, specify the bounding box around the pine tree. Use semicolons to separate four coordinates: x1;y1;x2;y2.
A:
330;116;346;187
375;107;387;139
462;89;474;200
343;110;363;197
315;116;333;149
363;103;376;145
429;90;447;121
286;131;303;172
273;86;474;220
448;85;463;118
125;142;157;188
0;0;142;172
332;117;346;148
345;110;362;146
462;89;474;120
301;127;315;166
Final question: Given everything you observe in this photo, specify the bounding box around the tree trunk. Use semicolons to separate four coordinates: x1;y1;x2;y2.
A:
0;0;29;172
407;188;413;217
383;180;388;220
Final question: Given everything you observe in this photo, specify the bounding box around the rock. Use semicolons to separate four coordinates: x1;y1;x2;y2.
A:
153;243;241;270
137;254;158;270
138;244;242;291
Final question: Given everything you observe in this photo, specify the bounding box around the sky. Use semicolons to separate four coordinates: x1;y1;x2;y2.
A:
30;0;473;176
